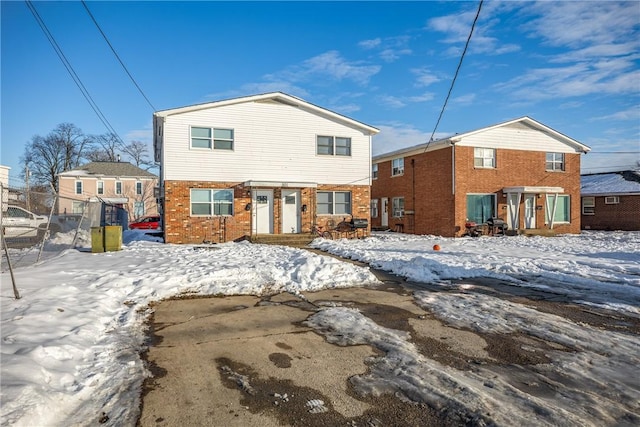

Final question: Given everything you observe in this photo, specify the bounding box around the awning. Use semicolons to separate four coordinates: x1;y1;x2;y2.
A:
89;197;129;204
502;186;564;194
243;180;318;188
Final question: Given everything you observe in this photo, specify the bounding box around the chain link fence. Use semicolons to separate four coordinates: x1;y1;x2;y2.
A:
1;182;102;279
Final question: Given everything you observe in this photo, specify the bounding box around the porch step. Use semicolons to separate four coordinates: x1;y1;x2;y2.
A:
248;233;316;247
506;229;557;237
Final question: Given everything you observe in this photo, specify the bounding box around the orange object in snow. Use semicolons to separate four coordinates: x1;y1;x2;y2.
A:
433;244;441;251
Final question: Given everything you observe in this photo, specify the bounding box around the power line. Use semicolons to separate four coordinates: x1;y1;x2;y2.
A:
25;1;126;145
81;0;156;111
424;0;484;152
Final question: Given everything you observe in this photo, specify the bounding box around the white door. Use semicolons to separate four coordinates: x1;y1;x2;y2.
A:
252;190;273;234
524;194;536;229
281;190;300;234
381;197;389;227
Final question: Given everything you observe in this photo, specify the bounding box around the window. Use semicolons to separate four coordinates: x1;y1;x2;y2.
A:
191;127;234;150
392;158;404;176
546;152;565;171
191;189;234;216
97;181;104;195
372;164;378;179
75;181;82;195
115;181;122;195
546;195;570;223
134;201;145;218
466;194;496;224
316;136;351;156
317;191;351;215
582;197;595;215
474;147;496;168
392;197;404;217
370;199;379;218
71;201;85;214
136;182;143;195
605;196;620;204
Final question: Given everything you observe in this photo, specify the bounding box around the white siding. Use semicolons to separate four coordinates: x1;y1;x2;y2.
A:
456;122;581;153
162;100;371;185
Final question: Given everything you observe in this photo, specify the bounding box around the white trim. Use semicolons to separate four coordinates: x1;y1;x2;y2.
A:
243;181;317;188
503;186;564;194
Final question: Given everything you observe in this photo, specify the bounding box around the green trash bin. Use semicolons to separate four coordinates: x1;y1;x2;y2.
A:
91;227;105;253
104;225;122;251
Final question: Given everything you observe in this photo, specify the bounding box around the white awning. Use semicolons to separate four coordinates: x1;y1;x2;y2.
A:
89;197;129;204
243;181;318;188
502;186;564;194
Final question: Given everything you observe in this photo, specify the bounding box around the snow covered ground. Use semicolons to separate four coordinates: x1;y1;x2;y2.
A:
1;230;639;426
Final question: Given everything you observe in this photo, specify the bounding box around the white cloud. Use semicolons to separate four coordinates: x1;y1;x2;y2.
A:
452;93;476;106
372;122;451;155
358;38;381;49
593;106;640;122
358;35;413;62
411;67;440;87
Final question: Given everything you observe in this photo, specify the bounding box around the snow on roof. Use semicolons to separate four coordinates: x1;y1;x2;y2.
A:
581;170;640;196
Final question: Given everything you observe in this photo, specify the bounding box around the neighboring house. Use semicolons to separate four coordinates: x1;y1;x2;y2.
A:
580;170;640;231
371;117;590;237
57;161;158;220
0;165;9;210
153;92;379;244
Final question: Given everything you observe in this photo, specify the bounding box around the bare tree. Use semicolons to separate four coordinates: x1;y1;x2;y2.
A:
22;123;90;193
121;140;153;169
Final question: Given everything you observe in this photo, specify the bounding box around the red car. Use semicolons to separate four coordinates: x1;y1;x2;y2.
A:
129;215;161;230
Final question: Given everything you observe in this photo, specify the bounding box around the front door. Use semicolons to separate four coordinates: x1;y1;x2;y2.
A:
524;194;536;229
281;190;300;234
381;197;389;228
252;190;273;234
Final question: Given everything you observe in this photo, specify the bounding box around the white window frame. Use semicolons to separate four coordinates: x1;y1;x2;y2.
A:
605;196;620;204
190;188;234;216
316;135;351;156
372;164;378;179
370;199;379;218
546;152;565;171
71;201;85;214
75;180;83;195
582;197;595;215
115;181;123;195
474;147;496;168
191;126;234;150
317;191;351;215
392;197;404;218
136;181;143;195
97;181;104;195
392;158;404;176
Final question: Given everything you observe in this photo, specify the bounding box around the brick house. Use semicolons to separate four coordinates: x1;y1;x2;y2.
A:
153;92;379;244
371;117;590;237
57;161;158;220
581;170;640;231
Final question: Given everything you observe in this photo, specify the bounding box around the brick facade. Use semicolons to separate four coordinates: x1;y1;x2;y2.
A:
581;195;640;231
164;180;370;244
372;146;582;237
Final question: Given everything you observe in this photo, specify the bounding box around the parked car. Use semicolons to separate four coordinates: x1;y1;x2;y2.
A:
1;205;55;239
129;215;161;230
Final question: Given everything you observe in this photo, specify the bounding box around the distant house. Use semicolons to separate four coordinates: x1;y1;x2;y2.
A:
0;165;9;210
57;161;158;220
581;170;640;231
371;117;590;237
153;92;379;244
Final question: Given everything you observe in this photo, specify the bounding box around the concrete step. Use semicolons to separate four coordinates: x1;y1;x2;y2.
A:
249;234;316;247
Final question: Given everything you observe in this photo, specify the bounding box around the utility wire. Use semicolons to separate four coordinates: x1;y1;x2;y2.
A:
81;0;156;111
424;0;483;152
25;0;126;145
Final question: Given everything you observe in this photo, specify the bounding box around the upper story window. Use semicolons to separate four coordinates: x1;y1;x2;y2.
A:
191;188;234;216
372;164;378;179
392;158;404;176
97;181;104;195
317;136;351;156
115;181;122;195
546;152;565;171
191;127;234;150
136;182;143;195
474;147;496;168
75;181;83;195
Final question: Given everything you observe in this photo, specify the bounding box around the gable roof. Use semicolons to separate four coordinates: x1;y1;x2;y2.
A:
373;116;590;162
154;92;380;135
581;170;640;196
58;161;157;178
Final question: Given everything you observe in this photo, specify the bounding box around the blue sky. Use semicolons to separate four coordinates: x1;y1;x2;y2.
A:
2;1;639;184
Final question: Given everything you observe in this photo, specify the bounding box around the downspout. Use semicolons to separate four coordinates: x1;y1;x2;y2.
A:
411;158;415;233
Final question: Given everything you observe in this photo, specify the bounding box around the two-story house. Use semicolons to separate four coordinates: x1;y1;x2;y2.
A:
371;117;590;237
57;161;158;220
153;92;379;244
